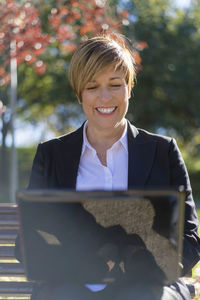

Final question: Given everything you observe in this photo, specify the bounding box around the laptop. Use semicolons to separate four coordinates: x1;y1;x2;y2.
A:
16;188;185;285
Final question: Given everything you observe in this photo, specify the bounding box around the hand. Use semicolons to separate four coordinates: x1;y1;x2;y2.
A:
121;244;166;285
97;243;120;272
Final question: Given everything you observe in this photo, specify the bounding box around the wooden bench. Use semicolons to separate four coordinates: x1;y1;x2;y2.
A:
0;203;196;299
0;203;33;299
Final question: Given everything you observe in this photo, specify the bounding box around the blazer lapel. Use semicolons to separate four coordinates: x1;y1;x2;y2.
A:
56;125;84;189
127;122;157;188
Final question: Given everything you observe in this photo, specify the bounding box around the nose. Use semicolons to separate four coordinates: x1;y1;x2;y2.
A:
99;87;112;102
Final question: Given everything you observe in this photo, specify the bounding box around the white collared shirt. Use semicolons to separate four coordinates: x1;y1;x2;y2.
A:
76;121;128;191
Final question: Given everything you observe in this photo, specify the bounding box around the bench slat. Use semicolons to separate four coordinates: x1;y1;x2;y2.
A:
0;229;18;242
0;281;33;295
0;220;19;227
0;299;30;300
0;245;15;259
0;262;25;275
0;213;18;219
0;298;30;300
0;204;17;214
0;215;19;229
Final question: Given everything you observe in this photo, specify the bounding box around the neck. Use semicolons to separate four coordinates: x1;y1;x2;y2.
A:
86;120;126;151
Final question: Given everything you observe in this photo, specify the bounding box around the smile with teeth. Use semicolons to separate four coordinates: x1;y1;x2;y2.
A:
96;107;116;114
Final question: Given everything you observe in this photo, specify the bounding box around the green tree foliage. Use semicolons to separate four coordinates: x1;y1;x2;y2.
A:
121;0;200;196
123;0;200;142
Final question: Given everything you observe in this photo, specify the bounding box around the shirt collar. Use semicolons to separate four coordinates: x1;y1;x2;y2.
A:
81;121;95;156
118;120;128;153
81;120;128;155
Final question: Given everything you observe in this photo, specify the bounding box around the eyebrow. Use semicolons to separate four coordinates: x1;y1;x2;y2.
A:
110;77;122;80
88;77;122;83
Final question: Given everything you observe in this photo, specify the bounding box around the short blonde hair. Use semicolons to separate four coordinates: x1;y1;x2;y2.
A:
68;34;136;102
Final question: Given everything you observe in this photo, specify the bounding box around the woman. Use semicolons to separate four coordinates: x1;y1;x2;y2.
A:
16;34;200;299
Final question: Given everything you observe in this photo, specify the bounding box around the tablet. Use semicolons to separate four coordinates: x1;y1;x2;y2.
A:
17;188;185;285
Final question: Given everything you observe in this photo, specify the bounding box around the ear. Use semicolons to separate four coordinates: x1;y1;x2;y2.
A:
77;95;82;104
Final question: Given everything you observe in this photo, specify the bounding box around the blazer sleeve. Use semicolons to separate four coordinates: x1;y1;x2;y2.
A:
169;138;200;275
28;143;47;189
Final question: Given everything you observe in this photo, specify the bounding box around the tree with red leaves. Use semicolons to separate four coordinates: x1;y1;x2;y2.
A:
0;0;134;87
0;0;51;196
0;0;50;87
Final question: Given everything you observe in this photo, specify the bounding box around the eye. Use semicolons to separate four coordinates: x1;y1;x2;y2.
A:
86;86;98;90
111;84;121;88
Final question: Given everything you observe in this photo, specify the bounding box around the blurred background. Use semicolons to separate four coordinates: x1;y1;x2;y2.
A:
0;0;200;203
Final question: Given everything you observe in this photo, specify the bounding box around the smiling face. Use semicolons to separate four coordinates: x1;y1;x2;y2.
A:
81;65;130;134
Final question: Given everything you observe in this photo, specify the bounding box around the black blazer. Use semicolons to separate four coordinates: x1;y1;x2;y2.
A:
23;121;200;275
